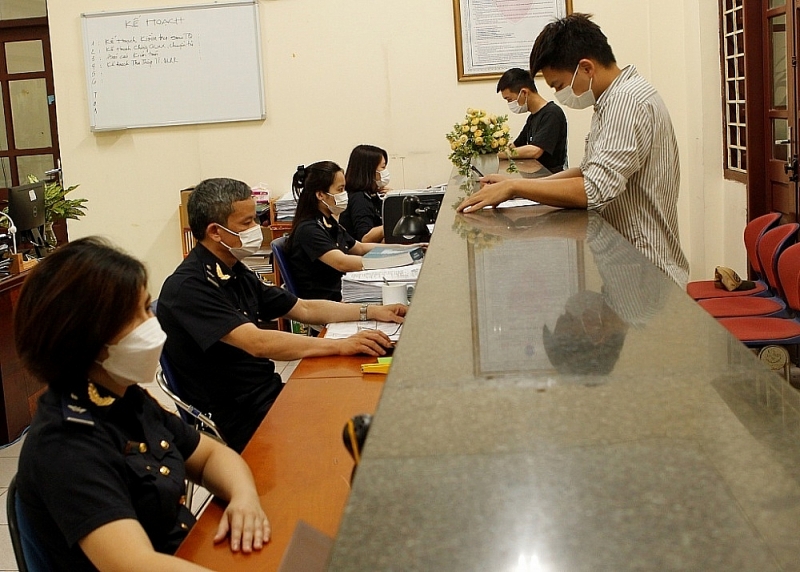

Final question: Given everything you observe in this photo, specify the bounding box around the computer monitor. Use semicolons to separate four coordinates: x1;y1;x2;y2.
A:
8;181;46;257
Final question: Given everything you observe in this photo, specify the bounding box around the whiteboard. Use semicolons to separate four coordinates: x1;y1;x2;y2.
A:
81;0;265;131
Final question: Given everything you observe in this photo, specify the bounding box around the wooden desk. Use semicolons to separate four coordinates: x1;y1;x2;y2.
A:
0;271;45;444
175;367;383;570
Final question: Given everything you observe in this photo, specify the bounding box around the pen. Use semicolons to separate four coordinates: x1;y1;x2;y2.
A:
470;165;484;178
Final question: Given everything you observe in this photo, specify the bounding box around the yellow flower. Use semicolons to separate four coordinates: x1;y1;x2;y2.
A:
491;140;499;148
502;124;510;133
475;137;484;145
492;131;503;138
459;134;468;143
470;125;477;132
489;114;497;123
481;116;491;125
499;137;507;146
474;130;483;138
451;141;459;150
462;125;470;133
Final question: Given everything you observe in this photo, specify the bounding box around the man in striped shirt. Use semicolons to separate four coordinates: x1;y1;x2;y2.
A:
457;13;689;286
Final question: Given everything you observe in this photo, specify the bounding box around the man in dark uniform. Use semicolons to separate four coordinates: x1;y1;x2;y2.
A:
157;178;406;452
496;67;568;174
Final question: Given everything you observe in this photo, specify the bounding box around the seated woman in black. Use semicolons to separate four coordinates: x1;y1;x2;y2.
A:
14;237;269;571
339;144;389;243
287;161;378;301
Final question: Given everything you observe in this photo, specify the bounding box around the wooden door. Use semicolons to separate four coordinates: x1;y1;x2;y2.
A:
765;1;798;222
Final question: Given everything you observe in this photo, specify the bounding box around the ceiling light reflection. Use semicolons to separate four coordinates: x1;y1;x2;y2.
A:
511;553;547;572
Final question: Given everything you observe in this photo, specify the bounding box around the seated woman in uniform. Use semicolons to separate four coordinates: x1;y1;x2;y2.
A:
14;237;269;572
287;161;378;301
339;144;390;243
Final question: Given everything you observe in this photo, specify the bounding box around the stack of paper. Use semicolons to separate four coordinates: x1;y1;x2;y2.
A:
341;264;421;303
275;191;297;222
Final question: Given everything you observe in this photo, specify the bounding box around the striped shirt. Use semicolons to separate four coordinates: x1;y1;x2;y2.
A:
580;65;689;286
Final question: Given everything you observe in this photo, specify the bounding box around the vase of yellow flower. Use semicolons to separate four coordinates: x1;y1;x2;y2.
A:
446;108;514;180
471;153;500;177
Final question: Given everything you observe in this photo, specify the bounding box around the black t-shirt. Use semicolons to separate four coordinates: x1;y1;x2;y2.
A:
16;386;201;571
339;190;383;241
157;243;298;452
288;215;356;302
513;101;568;173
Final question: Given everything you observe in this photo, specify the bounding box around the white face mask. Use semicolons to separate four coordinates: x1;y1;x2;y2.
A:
377;169;391;188
97;316;166;387
555;65;596;110
218;223;263;260
507;90;528;114
324;191;349;215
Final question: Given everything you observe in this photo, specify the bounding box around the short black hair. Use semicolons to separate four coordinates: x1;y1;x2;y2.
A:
496;68;538;94
530;13;616;75
14;237;148;393
188;178;252;240
345;144;388;195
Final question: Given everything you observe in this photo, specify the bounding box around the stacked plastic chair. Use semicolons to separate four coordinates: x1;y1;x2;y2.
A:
718;242;800;381
687;212;781;300
697;223;798;318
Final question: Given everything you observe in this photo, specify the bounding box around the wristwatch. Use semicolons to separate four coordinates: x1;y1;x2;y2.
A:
359;304;369;321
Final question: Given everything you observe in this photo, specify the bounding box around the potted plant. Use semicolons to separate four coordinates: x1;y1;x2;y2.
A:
26;175;88;248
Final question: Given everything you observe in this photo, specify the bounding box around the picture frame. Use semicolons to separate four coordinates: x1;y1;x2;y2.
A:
452;0;573;82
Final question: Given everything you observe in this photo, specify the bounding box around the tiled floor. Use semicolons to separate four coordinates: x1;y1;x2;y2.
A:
0;359;299;570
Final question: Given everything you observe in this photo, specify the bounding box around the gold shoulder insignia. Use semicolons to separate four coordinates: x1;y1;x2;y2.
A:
68;404;87;414
216;263;231;281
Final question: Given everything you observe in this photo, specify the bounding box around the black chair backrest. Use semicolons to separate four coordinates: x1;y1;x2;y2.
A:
8;474;58;572
7;475;29;572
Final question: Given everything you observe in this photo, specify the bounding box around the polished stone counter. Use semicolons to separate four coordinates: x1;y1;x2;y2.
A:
328;173;800;571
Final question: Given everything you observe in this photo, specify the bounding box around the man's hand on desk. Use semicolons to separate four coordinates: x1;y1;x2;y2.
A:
456;174;515;213
339;328;394;357
369;303;407;323
214;490;270;553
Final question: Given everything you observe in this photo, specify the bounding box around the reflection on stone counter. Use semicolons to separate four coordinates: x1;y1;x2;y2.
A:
328;172;800;571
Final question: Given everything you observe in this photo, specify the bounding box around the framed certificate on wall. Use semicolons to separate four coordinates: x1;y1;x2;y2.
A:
453;0;572;82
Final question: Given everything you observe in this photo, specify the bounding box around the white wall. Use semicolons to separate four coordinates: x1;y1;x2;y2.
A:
47;0;740;292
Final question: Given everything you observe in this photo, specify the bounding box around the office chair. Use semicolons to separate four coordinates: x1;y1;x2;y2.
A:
687;212;781;300
270;236;298;295
156;355;223;512
8;475;56;572
718;242;800;382
149;299;223;442
697;223;799;318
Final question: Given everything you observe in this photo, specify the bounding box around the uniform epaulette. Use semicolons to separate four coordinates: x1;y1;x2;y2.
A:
61;393;95;427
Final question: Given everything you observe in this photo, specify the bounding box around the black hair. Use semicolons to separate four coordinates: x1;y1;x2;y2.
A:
530;13;616;75
187;178;252;240
345;145;388;196
14;237;148;393
287;161;343;249
542;293;627;376
496;68;538;94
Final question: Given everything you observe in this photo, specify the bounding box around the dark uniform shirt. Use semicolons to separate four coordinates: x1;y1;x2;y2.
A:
16;386;201;571
339;190;383;241
513;101;568;173
288;214;356;302
157;242;298;452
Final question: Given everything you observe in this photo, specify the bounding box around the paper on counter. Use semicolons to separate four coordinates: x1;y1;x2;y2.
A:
325;321;403;342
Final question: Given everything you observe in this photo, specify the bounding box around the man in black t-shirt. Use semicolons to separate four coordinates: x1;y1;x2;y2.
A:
497;67;568;173
158;178;406;451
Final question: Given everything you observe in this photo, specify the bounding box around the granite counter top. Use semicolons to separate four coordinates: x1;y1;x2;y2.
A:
328;172;800;571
